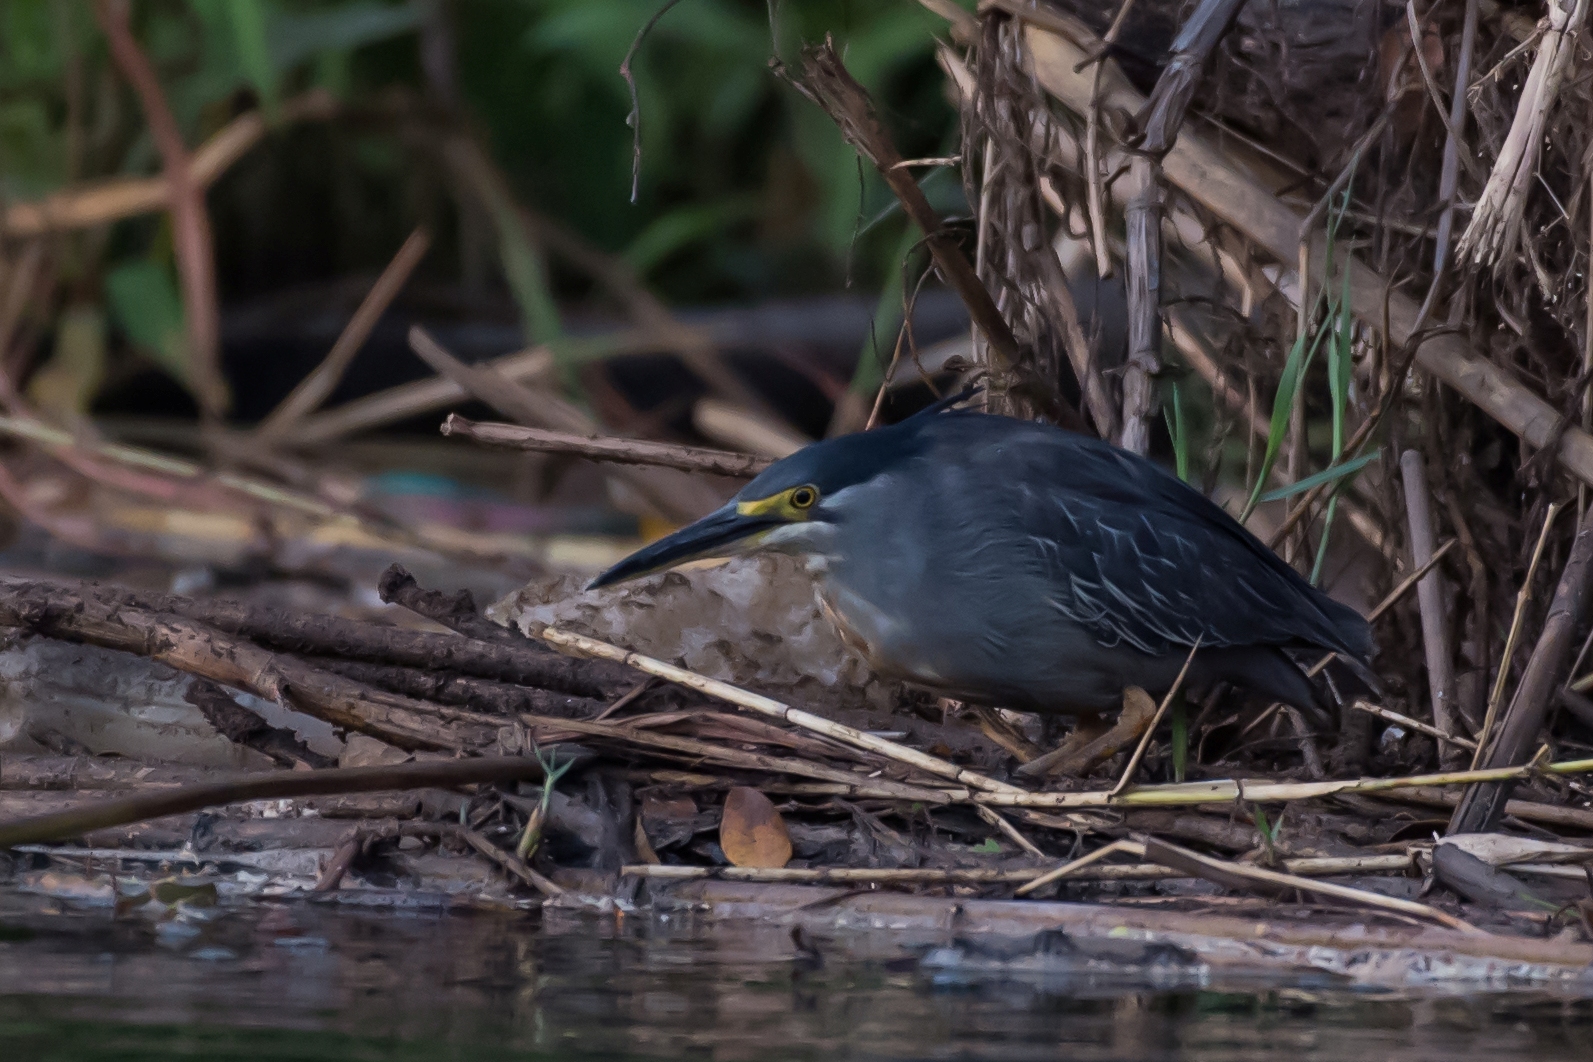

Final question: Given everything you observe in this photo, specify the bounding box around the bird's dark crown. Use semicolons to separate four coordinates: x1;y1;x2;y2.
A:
733;391;978;509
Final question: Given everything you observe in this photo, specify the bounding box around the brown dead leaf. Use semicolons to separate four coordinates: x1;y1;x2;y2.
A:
719;786;792;868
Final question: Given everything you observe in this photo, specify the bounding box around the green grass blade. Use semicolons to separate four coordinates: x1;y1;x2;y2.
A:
1309;494;1338;585
1257;449;1379;503
1170;694;1188;783
1163;380;1190;482
1239;320;1328;522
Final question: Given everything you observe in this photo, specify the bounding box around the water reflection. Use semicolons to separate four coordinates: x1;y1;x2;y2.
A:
1;891;1590;1061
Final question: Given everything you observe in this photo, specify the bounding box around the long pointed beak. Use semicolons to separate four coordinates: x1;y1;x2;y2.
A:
586;504;781;590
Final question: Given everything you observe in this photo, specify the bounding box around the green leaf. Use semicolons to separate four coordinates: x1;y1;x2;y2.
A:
1239;320;1328;521
1256;449;1380;503
224;0;277;110
972;837;1002;854
1310;494;1339;586
269;0;422;73
623;196;758;276
105;259;190;387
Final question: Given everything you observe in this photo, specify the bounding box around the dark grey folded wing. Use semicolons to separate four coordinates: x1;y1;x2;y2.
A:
1000;431;1372;663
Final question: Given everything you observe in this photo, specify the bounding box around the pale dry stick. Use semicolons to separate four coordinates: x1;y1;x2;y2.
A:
538;626;1026;795
1401;449;1461;760
1139;836;1477;934
1458;0;1589;267
443;415;771;478
257;227;432;439
1474;501;1565;769
1083;0;1139;279
1;92;337;238
1109;639;1199;798
1014;838;1144;897
627;852;1417;888
1352;700;1478;751
975;804;1046;857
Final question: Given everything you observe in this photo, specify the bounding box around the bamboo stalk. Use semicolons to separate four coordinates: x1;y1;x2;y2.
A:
1400;450;1462;761
626;852;1415;887
537;626;1026;795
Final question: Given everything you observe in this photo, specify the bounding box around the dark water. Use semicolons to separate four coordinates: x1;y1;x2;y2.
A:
3;893;1593;1062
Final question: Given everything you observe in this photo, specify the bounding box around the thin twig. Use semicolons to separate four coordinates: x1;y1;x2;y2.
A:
620;0;688;203
0;757;556;848
1351;700;1478;751
1475;501;1564;768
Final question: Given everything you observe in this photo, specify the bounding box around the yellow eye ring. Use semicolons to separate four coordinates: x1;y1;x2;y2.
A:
790;485;818;509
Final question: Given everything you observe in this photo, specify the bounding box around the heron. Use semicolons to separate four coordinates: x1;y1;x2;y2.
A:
589;397;1375;720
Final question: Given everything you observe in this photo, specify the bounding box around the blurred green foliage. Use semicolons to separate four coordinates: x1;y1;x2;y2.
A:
0;0;968;415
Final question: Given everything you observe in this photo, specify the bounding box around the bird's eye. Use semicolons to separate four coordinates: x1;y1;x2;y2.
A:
789;485;818;509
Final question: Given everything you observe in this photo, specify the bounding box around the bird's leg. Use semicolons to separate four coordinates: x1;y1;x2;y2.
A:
1015;693;1159;780
969;706;1045;763
1014;710;1110;779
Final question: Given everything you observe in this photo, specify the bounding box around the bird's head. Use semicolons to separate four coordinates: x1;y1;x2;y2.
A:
586;422;921;590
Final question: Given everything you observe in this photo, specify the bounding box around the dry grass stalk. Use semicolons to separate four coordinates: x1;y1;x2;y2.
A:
1474;501;1564;768
443;415;770;478
516;712;956;804
1458;0;1590;268
1014;838;1144;896
257;227;432;439
975;804;1047;856
537;626;1024;794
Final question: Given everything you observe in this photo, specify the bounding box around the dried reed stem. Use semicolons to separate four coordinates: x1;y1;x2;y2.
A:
537;626;1025;795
